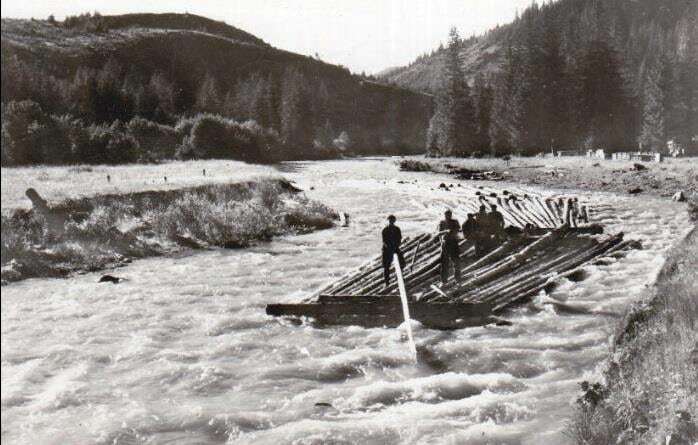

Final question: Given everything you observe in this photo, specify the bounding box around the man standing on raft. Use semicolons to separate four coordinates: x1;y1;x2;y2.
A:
437;209;461;285
382;215;405;288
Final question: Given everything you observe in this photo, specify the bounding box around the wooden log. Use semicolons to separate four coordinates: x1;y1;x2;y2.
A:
354;238;445;294
498;198;528;228
513;200;547;227
529;196;558;227
469;237;597;302
536;198;559;227
380;245;474;296
266;301;495;330
545;199;564;225
422;238;528;299
410;239;422;272
324;234;433;297
356;239;470;296
489;233;625;311
448;231;561;294
485;234;623;305
551;199;565;223
422;232;555;301
318;294;398;303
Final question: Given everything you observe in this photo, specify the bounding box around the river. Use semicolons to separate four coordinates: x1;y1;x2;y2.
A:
1;158;691;444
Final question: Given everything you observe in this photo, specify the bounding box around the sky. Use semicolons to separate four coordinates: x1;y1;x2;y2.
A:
1;0;539;74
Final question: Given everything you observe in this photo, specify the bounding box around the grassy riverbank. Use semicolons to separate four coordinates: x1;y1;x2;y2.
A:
399;156;698;199
1;178;337;283
0;159;278;210
568;199;698;444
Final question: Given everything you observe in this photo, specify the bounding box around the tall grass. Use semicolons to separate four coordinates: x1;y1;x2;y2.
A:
1;179;337;283
568;199;698;444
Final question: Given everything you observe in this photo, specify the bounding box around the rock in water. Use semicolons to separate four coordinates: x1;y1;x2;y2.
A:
99;275;121;284
628;187;643;195
672;191;686;202
632;163;647;171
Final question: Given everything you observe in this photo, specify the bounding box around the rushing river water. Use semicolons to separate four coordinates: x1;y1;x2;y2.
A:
1;158;692;445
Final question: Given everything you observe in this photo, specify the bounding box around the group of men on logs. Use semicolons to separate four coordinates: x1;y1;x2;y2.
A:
381;205;506;288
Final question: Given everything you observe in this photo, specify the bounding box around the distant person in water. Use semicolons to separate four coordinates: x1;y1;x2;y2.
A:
382;215;405;287
437;209;461;284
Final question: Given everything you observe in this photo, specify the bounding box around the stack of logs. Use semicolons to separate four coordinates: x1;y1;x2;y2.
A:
267;192;632;329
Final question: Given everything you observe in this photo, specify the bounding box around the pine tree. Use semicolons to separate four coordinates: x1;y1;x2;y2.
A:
280;67;314;156
472;73;493;152
427;27;477;156
489;44;524;154
639;55;667;152
195;73;221;114
148;72;176;119
666;53;698;150
575;39;631;150
539;24;572;149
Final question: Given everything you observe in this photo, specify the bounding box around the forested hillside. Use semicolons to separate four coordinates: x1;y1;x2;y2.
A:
381;0;698;157
1;13;432;166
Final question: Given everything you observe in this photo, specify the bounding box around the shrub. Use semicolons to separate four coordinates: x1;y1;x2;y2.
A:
125;117;179;159
1;101;81;165
176;113;280;163
2;100;51;165
1;179;336;282
72;124;139;165
399;159;435;172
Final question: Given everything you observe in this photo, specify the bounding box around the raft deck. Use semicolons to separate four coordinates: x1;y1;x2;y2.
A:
266;192;633;330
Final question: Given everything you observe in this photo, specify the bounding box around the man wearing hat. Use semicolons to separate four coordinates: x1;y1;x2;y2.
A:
382;215;405;287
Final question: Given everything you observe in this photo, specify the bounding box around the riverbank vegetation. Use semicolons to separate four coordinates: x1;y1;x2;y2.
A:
1;13;431;166
568;199;698;445
1;179;337;283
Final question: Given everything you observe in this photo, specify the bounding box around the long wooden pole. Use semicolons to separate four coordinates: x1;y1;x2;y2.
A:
394;254;417;361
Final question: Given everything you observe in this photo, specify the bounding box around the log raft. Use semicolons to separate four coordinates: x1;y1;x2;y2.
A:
266;193;632;330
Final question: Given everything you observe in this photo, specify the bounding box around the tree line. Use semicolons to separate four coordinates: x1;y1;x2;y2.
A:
1;57;356;165
2;15;430;166
427;0;697;157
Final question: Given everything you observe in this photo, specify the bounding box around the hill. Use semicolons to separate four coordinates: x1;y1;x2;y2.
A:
1;13;432;166
379;0;697;157
380;0;697;94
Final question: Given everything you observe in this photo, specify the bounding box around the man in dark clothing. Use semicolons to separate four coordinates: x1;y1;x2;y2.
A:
382;215;405;287
437;210;461;284
461;213;484;256
475;204;491;252
476;204;489;227
476;204;502;255
489;204;506;242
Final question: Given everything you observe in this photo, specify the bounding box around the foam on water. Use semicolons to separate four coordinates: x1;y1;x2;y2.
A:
1;158;692;444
